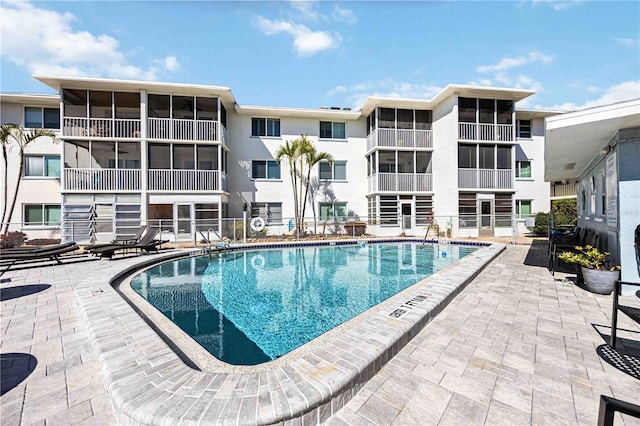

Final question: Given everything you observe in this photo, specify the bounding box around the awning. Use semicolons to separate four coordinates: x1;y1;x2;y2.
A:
515;144;529;161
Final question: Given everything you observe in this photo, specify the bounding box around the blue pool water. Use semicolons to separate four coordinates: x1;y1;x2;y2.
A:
130;242;477;365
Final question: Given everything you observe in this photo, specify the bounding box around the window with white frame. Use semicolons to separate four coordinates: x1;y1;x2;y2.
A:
319;202;347;222
319;161;346;181
517;119;531;138
251;160;281;179
515;200;532;217
24;107;60;129
516;161;532;178
319;121;346;139
251;202;282;224
251;118;281;137
24;155;61;177
24;204;61;226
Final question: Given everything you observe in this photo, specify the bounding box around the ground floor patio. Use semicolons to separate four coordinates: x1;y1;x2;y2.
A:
1;241;639;425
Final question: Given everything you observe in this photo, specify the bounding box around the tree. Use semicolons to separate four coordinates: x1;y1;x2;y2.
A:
275;135;333;238
2;126;57;234
275;138;303;236
0;123;18;230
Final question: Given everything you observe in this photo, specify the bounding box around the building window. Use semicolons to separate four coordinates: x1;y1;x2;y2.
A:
251;160;281;179
251;118;280;137
516;161;532;178
319;161;346;181
459;192;477;227
516;200;532;217
251;202;282;224
24;204;61;226
517;120;531;138
319;121;346;139
319;202;347;222
24;155;61;177
458;144;477;168
24;107;60;129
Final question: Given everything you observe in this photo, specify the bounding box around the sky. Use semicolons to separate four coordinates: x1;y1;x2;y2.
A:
1;0;639;112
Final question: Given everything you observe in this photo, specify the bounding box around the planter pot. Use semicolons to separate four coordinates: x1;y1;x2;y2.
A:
581;267;619;295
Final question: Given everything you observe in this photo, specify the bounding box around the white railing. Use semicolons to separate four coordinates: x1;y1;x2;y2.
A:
148;169;220;191
63;168;141;191
458;123;514;141
62;118;141;138
366;128;433;150
367;173;433;192
458;168;513;189
147;118;224;142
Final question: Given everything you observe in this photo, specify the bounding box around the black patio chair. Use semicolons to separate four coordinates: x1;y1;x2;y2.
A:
0;242;80;274
86;227;168;259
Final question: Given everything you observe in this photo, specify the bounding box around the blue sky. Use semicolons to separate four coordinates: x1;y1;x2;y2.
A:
1;0;639;111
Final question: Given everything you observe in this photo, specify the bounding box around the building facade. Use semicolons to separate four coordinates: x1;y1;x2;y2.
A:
1;76;558;243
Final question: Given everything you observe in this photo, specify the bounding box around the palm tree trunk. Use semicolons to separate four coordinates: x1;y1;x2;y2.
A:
1;145;8;228
3;148;24;234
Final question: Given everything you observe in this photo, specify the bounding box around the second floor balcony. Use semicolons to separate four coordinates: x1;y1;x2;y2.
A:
367;172;433;193
366;128;433;151
63;118;141;139
147;118;226;143
459;123;513;142
551;182;577;198
458;168;513;189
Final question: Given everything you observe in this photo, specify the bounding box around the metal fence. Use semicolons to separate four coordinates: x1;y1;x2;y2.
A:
1;213;541;247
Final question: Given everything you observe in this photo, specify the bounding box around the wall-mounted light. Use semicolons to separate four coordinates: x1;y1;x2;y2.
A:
599;145;611;156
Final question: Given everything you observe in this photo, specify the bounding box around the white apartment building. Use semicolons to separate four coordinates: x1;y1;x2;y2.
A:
1;76;559;243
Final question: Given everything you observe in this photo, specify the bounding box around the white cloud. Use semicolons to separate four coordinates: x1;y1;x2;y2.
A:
327;79;442;109
476;51;553;73
333;5;357;24
530;0;582;11
289;0;326;22
0;1;178;80
615;37;640;47
535;81;640;111
255;16;340;57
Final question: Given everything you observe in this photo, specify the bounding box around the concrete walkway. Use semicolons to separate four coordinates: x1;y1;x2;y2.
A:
1;243;639;425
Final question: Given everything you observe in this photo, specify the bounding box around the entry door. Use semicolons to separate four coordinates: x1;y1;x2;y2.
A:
480;201;493;228
402;204;412;230
176;204;192;240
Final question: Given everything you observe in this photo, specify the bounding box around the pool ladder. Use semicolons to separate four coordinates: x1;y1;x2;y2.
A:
199;229;230;256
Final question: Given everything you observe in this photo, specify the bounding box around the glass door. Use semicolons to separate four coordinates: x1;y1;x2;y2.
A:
479;200;493;236
402;203;412;230
176;204;192;240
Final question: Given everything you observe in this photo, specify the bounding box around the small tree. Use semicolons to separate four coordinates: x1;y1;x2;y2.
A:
1;123;18;229
2;126;57;234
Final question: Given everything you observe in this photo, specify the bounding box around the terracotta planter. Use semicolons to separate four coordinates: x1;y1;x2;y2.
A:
581;267;619;295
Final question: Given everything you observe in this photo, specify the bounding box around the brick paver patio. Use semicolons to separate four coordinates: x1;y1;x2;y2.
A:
1;242;639;425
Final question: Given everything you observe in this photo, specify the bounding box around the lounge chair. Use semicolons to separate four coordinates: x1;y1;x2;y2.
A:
0;242;80;274
86;227;168;259
84;225;148;251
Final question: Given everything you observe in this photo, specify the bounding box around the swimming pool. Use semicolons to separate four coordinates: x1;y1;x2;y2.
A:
130;241;477;365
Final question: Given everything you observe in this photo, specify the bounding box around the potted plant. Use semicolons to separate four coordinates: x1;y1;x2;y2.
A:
558;245;621;295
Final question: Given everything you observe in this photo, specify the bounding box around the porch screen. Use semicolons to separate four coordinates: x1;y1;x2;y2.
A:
459;193;477;228
495;193;513;227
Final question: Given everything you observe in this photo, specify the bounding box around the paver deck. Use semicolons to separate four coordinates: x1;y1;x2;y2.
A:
1;242;639;425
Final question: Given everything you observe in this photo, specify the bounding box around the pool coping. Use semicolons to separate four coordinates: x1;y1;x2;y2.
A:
75;239;505;425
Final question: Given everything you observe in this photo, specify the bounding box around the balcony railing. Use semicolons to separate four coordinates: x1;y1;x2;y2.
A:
551;182;577;198
63;168;141;191
148;169;221;191
147;118;225;143
458;168;513;189
367;173;433;193
458;123;513;142
63;118;142;138
366;128;433;151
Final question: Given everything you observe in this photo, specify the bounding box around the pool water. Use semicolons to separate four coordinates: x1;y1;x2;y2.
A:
130;242;477;365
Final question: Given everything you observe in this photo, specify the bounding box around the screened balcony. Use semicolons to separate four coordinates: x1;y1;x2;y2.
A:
458;169;513;189
458;97;514;142
366;128;433;150
458;123;513;142
368;173;433;193
62;141;142;191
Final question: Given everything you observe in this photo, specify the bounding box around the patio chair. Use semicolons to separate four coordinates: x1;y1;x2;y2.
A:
84;225;148;252
86;227;168;259
1;242;80;274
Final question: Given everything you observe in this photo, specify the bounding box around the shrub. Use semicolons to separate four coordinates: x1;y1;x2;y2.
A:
0;231;28;248
533;212;549;236
559;245;620;271
551;198;577;228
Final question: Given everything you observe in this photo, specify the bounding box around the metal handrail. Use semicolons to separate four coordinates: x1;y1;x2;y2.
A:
598;395;640;426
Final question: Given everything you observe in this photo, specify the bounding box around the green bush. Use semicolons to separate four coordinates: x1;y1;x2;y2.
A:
0;231;27;248
533;212;549;236
551;198;577;228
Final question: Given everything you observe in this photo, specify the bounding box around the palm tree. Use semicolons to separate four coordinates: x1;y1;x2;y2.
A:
0;123;18;230
275;138;303;236
2;126;56;234
300;142;333;224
